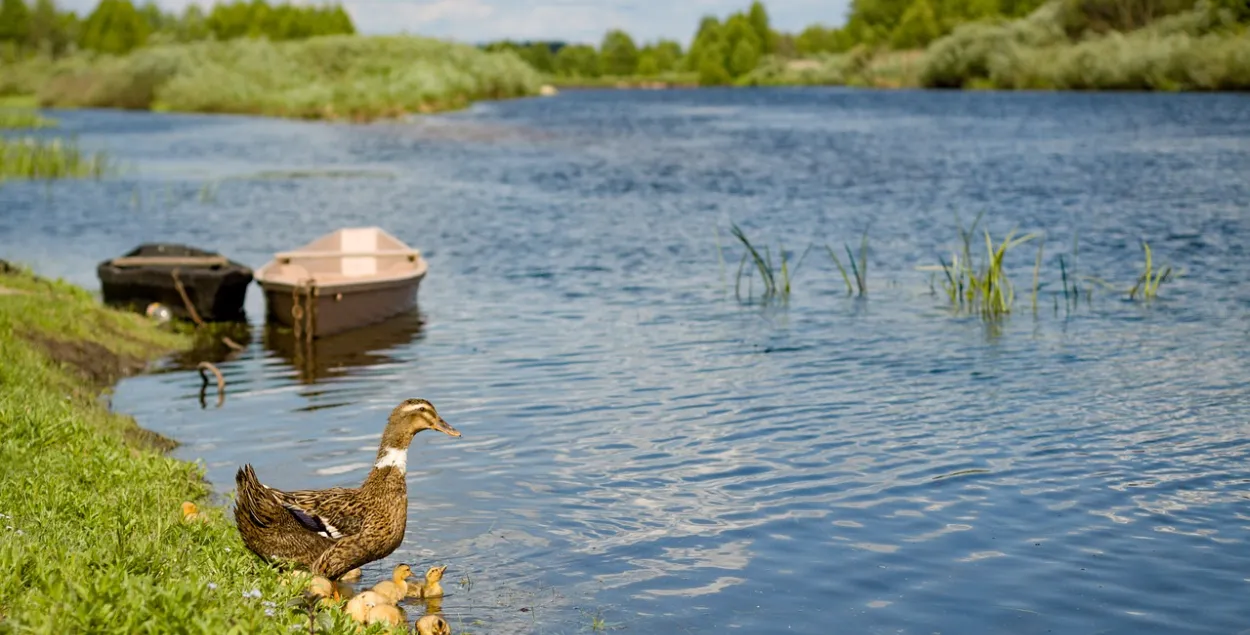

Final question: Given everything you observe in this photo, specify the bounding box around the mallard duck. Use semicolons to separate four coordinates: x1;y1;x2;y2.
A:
372;563;414;603
406;564;447;599
416;615;451;635
233;399;461;593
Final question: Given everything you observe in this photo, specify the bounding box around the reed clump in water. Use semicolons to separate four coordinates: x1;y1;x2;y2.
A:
920;212;1040;320
728;223;810;303
0;137;112;181
827;229;869;296
1128;240;1173;301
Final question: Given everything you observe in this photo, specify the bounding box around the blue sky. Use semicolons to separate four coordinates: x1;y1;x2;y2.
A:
60;0;853;45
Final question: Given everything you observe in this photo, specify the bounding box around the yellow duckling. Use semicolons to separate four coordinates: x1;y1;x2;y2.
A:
181;501;207;523
415;614;451;635
341;567;363;582
366;602;406;628
407;564;447;599
371;563;414;603
306;575;345;607
346;590;390;623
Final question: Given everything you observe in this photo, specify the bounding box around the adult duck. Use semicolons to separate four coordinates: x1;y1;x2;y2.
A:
233;398;461;590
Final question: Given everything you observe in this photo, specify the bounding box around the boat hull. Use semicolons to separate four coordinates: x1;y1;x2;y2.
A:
257;274;423;338
252;226;429;338
96;243;252;322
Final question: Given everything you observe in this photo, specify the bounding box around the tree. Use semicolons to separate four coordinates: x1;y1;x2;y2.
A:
29;0;71;55
177;4;209;41
697;43;731;85
722;13;762;77
890;0;940;48
79;0;150;54
554;43;600;77
685;15;721;70
636;50;658;75
523;42;554;73
651;38;682;71
728;36;759;76
747;0;776;53
0;0;32;45
599;28;638;76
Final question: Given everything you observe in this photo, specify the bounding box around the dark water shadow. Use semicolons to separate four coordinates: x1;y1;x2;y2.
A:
262;309;426;385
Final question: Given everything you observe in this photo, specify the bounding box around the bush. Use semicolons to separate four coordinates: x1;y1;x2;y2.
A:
24;34;543;120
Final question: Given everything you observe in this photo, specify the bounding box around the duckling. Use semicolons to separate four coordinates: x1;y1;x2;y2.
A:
181;501;207;523
416;614;451;635
346;590;390;623
308;575;335;597
407;564;447;599
371;563;414;603
341;567;363;582
305;575;344;607
366;602;406;628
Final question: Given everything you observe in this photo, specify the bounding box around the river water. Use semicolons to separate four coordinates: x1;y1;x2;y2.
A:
3;88;1250;634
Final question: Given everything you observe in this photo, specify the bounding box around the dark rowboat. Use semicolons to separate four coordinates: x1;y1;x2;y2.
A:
253;227;427;338
97;243;253;322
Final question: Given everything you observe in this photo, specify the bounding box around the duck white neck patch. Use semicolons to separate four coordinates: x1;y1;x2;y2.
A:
375;447;407;473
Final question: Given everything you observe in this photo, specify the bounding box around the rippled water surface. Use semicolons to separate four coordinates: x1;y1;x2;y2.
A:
5;88;1250;634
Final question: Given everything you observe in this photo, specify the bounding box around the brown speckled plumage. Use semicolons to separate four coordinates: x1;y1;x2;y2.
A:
233;398;461;580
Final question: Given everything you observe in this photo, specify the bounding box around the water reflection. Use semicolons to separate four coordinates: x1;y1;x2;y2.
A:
262;310;425;384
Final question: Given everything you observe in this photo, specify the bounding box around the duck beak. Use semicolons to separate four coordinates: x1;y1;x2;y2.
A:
432;416;461;438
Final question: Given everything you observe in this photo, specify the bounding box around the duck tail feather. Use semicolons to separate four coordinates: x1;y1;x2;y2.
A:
234;463;279;529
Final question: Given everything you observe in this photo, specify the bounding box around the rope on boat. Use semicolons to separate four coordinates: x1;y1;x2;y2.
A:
290;277;317;343
197;361;225;409
171;268;246;353
170;268;205;327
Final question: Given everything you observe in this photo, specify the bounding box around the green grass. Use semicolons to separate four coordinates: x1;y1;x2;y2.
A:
0;109;57;130
0;136;113;182
919;212;1040;320
0;264;391;634
15;34;543;122
728;223;810;303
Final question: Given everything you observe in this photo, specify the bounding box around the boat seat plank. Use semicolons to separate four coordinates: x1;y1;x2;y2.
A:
275;250;421;263
110;256;230;267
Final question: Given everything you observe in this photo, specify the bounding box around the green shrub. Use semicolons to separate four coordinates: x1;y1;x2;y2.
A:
24;34;542;120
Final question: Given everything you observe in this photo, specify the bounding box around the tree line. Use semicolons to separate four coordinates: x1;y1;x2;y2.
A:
480;0;1246;84
0;0;354;58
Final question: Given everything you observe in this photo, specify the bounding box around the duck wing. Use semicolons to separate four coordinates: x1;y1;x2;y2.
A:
269;487;368;540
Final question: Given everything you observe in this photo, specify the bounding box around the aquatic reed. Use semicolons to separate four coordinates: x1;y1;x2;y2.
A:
728;223;810;303
0;137;112;181
920;212;1039;319
1128;240;1173;301
827;229;869;296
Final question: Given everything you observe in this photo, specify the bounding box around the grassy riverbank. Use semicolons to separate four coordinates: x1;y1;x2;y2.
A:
0;264;361;633
1;34;544;122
